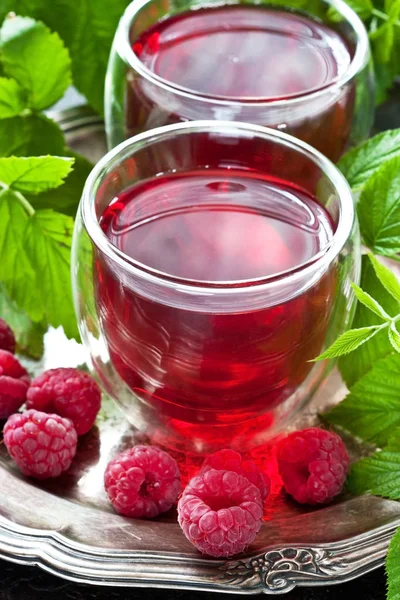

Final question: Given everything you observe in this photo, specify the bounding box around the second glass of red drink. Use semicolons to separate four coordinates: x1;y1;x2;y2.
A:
72;121;360;453
105;0;373;161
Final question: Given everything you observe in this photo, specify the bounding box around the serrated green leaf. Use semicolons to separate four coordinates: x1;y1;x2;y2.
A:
387;527;400;600
0;15;71;110
0;77;27;119
369;254;400;303
0;283;44;358
27;152;93;216
369;0;400;65
0;1;131;113
24;209;78;339
387;0;400;19
339;256;399;387
358;159;400;256
348;449;400;498
370;21;395;65
327;353;400;447
0;188;41;322
0;114;66;157
338;130;400;190
351;282;392;320
313;325;382;361
0;156;74;194
389;322;400;352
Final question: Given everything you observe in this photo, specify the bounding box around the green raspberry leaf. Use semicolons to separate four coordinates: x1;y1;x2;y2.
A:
350;282;392;320
0;1;132;114
27;152;93;216
0;15;71;110
370;22;395;65
389;322;400;353
369;254;400;303
0;156;74;194
348;434;400;498
357;159;400;256
0;77;27;119
24;209;78;339
0;114;66;157
387;527;400;600
313;325;382;361
338;130;400;190
339;256;399;387
326;353;400;447
0;188;41;322
0;283;44;358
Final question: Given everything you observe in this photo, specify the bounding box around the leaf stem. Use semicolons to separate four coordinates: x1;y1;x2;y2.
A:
372;8;389;20
0;188;35;217
14;191;35;217
372;8;400;27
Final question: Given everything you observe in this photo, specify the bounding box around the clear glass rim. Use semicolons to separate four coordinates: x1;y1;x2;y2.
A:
82;120;354;295
115;0;370;107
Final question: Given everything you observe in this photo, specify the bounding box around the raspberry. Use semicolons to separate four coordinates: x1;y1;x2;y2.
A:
178;469;263;557
0;350;30;419
276;427;350;505
0;319;16;354
26;368;101;436
3;409;78;479
201;449;270;501
104;445;181;518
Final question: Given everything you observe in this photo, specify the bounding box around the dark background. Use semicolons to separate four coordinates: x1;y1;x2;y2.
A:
0;97;397;600
0;560;388;600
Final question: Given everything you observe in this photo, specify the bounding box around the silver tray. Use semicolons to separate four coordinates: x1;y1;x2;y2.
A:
1;108;399;595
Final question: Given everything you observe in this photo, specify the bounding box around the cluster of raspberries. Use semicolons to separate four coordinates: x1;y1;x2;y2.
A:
0;318;101;479
0;317;350;559
104;434;349;559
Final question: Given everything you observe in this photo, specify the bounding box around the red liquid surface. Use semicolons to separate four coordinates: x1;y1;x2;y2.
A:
127;5;355;161
97;169;336;437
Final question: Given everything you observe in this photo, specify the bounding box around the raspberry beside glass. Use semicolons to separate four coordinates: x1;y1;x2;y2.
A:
106;0;373;161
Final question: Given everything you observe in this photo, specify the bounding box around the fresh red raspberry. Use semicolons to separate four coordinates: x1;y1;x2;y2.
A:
201;449;270;501
3;409;78;479
26;368;101;436
276;427;350;505
104;445;181;518
0;350;30;419
178;469;263;557
0;319;16;354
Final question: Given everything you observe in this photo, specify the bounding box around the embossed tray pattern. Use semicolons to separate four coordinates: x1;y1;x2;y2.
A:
0;109;399;594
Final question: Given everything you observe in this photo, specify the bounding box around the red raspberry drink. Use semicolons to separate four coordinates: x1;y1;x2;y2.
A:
97;169;336;443
74;121;359;453
107;1;373;161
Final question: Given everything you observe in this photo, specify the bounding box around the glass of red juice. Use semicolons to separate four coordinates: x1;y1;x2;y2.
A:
105;0;373;162
72;121;360;453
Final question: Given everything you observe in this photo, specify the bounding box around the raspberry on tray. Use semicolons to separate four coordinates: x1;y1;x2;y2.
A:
277;427;350;505
4;409;78;479
27;368;101;436
178;468;263;557
0;349;30;419
104;445;181;518
201;449;270;502
0;319;16;354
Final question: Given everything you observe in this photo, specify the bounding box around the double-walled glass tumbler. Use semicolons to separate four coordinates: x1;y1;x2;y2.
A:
72;121;360;453
105;0;373;162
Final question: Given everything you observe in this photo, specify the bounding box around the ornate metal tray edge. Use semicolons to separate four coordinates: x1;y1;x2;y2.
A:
0;514;397;594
